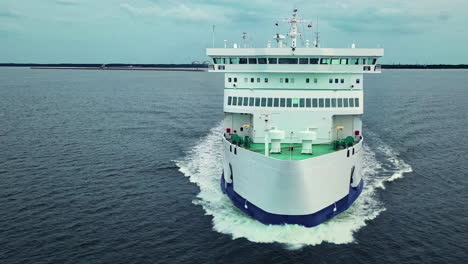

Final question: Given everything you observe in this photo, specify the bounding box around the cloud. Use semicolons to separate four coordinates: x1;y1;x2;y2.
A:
55;0;80;6
120;3;224;22
328;6;452;34
0;10;19;18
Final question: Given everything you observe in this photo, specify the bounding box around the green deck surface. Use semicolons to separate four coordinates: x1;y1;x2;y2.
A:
247;143;338;160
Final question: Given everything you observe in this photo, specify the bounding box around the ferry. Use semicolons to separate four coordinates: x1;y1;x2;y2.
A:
206;9;383;227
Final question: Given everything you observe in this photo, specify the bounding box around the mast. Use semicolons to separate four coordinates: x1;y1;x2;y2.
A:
283;8;310;51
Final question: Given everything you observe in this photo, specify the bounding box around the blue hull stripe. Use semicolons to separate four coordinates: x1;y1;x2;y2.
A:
220;174;364;227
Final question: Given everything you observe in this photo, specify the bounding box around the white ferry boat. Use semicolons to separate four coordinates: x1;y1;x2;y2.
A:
206;9;383;227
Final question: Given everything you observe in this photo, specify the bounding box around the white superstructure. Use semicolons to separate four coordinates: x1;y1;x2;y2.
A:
207;9;383;227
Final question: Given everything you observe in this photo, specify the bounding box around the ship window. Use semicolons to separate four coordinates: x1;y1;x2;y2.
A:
265;78;268;83
331;98;337;107
228;96;232;105
356;79;360;84
238;97;243;105
340;79;344;83
243;97;249;106
280;98;286;107
280;78;283;83
329;79;333;84
321;58;330;64
261;98;267;107
331;58;340;65
255;97;260;106
257;78;260;83
310;58;319;64
299;98;305;107
312;98;318;107
239;58;248;64
218;65;225;70
258;58;267;64
335;79;339;83
299;58;309;64
319;98;324;107
251;78;254;83
344;98;349;107
293;98;299;107
228;77;232;82
349;98;354;107
267;98;273;107
287;98;292;107
355;98;360;107
370;58;377;64
249;97;254;106
306;98;311;107
249;58;257;64
285;78;289;83
213;58;220;64
230;58;239;64
268;58;277;64
279;58;298;64
314;78;318;83
325;98;331;107
234;78;237;82
360;58;367;65
232;97;238;106
306;78;310;83
351;58;359;65
274;98;279;107
244;78;248;83
338;98;343;107
340;58;348;64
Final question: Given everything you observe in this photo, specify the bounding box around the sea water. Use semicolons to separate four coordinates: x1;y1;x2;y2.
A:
1;68;467;263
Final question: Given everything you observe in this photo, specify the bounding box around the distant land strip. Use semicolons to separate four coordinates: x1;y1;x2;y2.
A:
0;63;468;70
0;63;209;72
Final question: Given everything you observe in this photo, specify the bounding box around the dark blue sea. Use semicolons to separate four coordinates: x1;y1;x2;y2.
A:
1;68;467;263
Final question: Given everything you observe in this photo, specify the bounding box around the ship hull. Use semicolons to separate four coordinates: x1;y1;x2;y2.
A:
221;175;363;227
220;137;364;227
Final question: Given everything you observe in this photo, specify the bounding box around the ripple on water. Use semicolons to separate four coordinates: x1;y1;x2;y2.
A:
175;123;413;248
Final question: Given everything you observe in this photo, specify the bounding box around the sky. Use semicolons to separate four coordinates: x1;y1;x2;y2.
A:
1;0;468;64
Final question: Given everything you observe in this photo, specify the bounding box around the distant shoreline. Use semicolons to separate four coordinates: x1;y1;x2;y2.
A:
0;63;467;70
0;63;209;72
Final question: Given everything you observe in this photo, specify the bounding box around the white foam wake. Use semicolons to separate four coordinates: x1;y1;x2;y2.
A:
175;123;412;248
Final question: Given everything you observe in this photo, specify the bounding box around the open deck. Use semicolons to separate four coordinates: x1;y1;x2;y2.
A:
247;143;338;160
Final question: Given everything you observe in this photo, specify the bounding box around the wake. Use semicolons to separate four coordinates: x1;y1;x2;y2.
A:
175;123;412;248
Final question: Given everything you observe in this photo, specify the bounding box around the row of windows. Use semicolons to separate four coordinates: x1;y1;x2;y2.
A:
227;77;360;84
214;57;377;65
227;96;360;108
329;78;360;84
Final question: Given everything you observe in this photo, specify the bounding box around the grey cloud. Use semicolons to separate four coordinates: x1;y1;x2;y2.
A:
0;10;19;18
55;0;80;6
328;7;451;34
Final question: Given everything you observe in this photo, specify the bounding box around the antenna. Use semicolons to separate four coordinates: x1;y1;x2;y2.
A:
314;17;320;48
212;25;216;48
242;32;247;48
